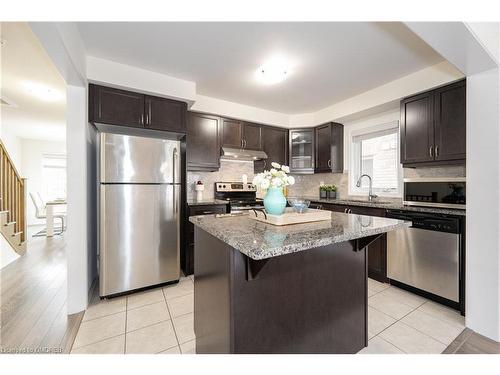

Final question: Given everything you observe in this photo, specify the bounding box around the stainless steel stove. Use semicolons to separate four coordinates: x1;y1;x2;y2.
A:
214;182;264;213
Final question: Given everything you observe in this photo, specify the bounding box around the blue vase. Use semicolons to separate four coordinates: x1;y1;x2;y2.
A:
264;187;287;215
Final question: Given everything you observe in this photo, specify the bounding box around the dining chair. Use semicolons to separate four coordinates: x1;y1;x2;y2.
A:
29;193;66;236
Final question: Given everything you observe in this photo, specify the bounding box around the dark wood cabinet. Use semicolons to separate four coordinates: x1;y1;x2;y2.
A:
434;80;466;162
186;112;221;171
221;118;243;148
315;122;344;173
254;126;288;173
89;84;187;133
400;91;434;164
90;84;145;128
221;118;263;150
182;204;228;275
242;122;262;150
400;79;466;166
145;95;186;132
320;203;388;282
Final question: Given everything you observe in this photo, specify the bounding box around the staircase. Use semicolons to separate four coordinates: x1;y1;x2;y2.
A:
0;141;27;255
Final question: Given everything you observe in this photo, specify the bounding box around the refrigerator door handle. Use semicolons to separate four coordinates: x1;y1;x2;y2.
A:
173;147;178;184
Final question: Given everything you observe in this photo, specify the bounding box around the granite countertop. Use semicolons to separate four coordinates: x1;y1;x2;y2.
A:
303;197;466;216
189;211;410;260
187;199;229;206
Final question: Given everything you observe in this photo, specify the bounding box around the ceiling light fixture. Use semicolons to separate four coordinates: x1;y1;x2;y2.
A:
256;58;290;85
22;81;64;102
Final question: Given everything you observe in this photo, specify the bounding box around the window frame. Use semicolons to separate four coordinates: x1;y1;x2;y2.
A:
348;121;402;198
41;153;67;201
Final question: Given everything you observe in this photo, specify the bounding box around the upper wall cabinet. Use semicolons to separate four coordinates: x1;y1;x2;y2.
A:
254;126;288;173
89;84;187;133
315;122;344;173
433;80;466;162
220;118;262;150
289;128;315;174
400;79;466;166
145;95;187;133
90;84;145;128
186;112;220;171
242;122;262;150
220;118;243;148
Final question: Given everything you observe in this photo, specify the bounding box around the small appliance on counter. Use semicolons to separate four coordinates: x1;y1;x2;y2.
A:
195;180;204;201
214;182;264;213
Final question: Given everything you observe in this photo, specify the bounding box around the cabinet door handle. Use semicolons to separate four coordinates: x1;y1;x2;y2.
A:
263;160;267;169
145;112;149;126
429;146;434;158
141;113;144;125
327;159;331;168
244;139;247;149
240;139;244;149
435;146;439;157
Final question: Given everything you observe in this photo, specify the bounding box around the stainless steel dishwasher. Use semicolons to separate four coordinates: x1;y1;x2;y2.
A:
386;210;461;303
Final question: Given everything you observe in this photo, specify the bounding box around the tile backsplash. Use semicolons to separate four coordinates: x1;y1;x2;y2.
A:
288;173;348;199
403;165;466;178
186;160;255;200
187;160;466;201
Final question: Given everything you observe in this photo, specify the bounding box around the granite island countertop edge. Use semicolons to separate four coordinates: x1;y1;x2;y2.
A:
189;213;411;260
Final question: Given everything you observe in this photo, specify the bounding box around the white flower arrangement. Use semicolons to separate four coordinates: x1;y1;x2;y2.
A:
252;162;295;191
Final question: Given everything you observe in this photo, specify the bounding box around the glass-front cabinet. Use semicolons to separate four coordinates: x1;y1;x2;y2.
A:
289;129;314;174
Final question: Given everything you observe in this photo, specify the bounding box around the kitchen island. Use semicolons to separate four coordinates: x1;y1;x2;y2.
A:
189;211;410;354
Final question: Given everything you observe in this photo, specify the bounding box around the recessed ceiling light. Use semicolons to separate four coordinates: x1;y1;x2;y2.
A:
256;58;290;85
22;81;64;102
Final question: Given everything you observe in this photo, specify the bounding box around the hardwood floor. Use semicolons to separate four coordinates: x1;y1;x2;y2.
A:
444;328;500;354
1;227;83;354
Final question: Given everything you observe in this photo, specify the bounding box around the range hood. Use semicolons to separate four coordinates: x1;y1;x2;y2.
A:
220;147;268;161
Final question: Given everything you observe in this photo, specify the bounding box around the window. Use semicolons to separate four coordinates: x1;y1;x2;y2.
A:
42;154;67;200
350;123;401;197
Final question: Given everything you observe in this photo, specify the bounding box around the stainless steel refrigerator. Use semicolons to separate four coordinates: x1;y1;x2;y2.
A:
99;132;181;297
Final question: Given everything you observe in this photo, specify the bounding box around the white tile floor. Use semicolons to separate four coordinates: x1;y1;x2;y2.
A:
360;278;465;354
71;276;465;354
71;275;195;354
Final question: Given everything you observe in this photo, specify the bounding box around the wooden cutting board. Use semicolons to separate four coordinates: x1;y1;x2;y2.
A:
248;208;332;226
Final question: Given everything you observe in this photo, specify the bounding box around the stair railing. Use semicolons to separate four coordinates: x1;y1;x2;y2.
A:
0;140;27;243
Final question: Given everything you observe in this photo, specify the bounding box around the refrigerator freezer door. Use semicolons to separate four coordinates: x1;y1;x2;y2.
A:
100;184;180;296
100;132;181;183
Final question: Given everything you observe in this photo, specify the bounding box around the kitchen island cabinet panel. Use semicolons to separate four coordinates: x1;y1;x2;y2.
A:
194;227;367;354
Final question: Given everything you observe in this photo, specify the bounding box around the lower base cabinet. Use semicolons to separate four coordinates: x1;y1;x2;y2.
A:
319;203;388;283
182;204;228;275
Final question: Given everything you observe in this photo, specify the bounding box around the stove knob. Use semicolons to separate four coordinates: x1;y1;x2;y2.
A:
223;184;226;188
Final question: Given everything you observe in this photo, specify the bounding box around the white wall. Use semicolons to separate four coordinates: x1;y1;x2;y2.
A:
86;56;197;105
20;138;66;226
0;126;22;172
30;22;91;315
466;68;500;341
191;94;290;127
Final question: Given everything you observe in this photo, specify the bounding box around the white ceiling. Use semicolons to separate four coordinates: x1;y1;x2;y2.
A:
1;22;66;142
77;22;444;114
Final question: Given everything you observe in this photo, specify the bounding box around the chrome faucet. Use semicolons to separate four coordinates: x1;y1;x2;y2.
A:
356;174;378;202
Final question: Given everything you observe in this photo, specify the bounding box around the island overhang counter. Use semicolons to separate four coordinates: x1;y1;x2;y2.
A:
189;211;410;354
